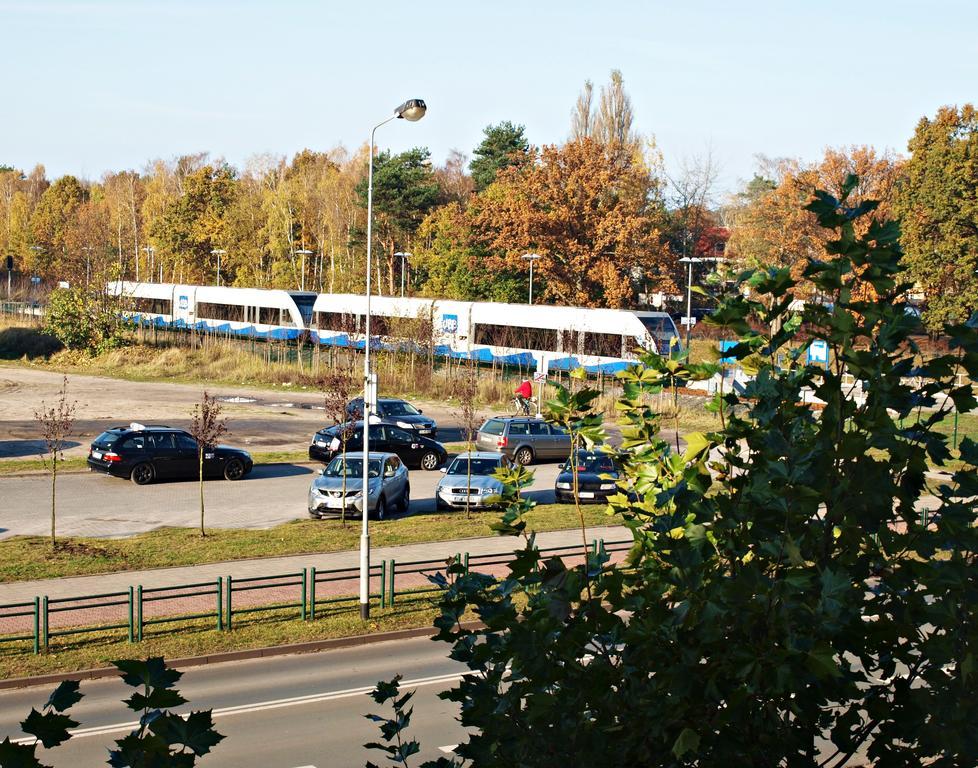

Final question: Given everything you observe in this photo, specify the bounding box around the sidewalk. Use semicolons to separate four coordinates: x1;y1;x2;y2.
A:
0;524;630;607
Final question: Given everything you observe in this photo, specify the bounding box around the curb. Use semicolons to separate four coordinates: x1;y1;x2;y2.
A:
0;622;480;691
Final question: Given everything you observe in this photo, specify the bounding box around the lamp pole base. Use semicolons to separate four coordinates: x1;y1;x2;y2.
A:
360;602;370;620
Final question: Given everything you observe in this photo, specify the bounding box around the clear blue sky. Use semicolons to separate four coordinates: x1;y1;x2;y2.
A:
1;0;975;195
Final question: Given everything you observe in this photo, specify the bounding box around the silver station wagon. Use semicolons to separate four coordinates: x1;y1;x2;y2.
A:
475;417;571;465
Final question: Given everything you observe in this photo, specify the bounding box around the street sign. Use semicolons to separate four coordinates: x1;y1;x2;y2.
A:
808;339;829;365
680;317;697;326
533;372;547;383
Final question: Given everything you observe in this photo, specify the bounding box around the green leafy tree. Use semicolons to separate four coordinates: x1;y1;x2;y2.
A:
357;148;441;295
896;103;978;329
44;286;130;353
369;177;978;766
29;175;87;276
468;121;529;193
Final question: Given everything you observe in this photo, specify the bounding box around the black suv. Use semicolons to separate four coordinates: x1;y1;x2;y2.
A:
346;397;436;437
87;424;253;485
309;420;446;470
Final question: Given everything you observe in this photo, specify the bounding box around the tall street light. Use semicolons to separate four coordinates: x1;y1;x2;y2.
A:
295;249;313;291
522;253;540;304
679;256;720;352
141;245;155;283
395;252;411;297
211;249;226;287
360;98;426;620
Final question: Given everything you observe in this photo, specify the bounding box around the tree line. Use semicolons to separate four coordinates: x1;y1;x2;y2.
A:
2;75;975;325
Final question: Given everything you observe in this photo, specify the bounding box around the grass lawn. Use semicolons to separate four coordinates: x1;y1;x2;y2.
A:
0;503;615;583
0;450;314;477
0;590;460;680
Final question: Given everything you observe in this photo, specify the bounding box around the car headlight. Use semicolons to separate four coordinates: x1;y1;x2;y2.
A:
555;482;572;490
396;421;413;429
600;483;616;490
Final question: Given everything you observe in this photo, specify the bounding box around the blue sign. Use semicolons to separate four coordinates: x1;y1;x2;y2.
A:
178;295;189;310
441;314;458;334
808;339;829;365
719;340;738;364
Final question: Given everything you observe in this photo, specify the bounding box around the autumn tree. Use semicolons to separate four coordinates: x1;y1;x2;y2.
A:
189;392;228;538
895;103;978;329
320;368;359;525
469;137;669;307
356;147;440;294
30;175;87;277
469;122;529;193
570;70;640;163
33;376;75;547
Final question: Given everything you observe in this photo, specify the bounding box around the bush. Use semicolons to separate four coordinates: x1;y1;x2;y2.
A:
44;287;130;354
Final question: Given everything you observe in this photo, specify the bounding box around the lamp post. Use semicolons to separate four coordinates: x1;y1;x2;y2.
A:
294;249;313;291
522;253;540;304
360;98;426;620
679;256;720;352
141;245;155;283
211;249;226;287
394;252;411;297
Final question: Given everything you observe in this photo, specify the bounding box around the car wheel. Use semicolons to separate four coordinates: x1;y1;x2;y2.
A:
400;484;411;513
375;496;387;521
130;462;154;486
420;451;440;471
223;458;245;481
514;446;534;466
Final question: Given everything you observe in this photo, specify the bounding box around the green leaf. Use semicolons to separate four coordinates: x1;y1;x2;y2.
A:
682;432;712;462
806;645;842;679
672;727;700;758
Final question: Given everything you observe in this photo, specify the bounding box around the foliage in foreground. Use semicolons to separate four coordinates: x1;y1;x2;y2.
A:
366;178;978;766
0;658;223;767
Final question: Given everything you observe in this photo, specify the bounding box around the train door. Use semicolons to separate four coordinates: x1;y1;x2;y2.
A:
172;286;195;326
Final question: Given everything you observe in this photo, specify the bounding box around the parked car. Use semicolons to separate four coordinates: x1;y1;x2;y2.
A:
87;423;253;485
346;397;436;437
309;420;446;470
475;417;571;465
554;450;621;504
307;451;409;520
435;451;512;512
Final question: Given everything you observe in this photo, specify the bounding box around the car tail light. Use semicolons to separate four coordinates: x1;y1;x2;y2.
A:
103;452;122;462
497;436;508;448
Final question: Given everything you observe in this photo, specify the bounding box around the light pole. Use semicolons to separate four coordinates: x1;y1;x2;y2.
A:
141;245;155;283
522;253;540;304
360;97;426;620
294;249;313;291
211;249;226;287
679;256;720;352
395;252;411;297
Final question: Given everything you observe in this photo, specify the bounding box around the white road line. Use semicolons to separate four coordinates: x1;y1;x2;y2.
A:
12;671;468;745
439;744;459;753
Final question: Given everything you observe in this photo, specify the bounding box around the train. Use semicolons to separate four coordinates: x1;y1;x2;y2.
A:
109;281;681;374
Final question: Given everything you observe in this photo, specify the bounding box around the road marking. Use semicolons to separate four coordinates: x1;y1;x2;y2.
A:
11;671;468;745
439;744;459;753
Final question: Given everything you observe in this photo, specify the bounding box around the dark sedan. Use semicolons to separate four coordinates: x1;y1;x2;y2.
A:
554;450;620;504
309;420;447;470
87;424;253;485
346;397;437;437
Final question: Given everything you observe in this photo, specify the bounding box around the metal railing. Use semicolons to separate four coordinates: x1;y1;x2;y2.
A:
0;539;631;655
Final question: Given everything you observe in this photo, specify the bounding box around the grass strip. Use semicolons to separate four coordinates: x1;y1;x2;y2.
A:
0;450;314;477
0;503;613;582
0;590;457;680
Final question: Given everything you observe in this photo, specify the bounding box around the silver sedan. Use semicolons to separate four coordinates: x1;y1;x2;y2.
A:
435;451;511;512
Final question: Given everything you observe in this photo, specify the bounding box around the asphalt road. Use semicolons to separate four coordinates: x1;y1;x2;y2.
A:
0;462;564;539
0;634;468;767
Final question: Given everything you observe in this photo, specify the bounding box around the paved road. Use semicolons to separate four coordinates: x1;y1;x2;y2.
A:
0;462;564;540
0;634;468;767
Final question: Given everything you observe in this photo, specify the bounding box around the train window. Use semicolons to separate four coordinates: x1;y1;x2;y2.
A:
197;302;245;322
583;332;624;358
258;307;280;325
314;312;349;332
131;297;170;315
473;323;558;351
369;315;389;336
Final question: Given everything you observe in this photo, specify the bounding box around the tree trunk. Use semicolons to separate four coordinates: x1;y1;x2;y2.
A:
50;461;57;547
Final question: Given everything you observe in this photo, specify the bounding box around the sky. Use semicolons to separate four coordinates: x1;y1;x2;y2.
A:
1;0;975;197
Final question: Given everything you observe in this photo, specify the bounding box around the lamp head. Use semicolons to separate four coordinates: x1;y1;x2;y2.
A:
395;99;427;122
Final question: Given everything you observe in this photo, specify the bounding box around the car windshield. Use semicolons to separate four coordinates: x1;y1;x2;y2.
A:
382;401;420;416
568;451;616;473
447;457;500;476
93;430;121;447
323;458;381;478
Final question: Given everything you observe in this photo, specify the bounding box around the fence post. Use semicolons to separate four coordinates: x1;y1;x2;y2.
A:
136;586;143;642
127;586;134;643
464;552;469;575
42;596;48;651
310;567;317;621
301;569;307;621
380;560;387;609
216;577;223;631
33;597;40;655
226;575;233;631
388;560;396;606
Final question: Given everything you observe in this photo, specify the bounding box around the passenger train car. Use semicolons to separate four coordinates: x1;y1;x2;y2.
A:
111;282;681;373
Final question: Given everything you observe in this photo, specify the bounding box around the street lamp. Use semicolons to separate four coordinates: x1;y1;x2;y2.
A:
211;249;226;287
678;256;721;352
360;97;427;620
522;253;540;304
294;249;313;291
141;245;156;283
394;252;411;297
